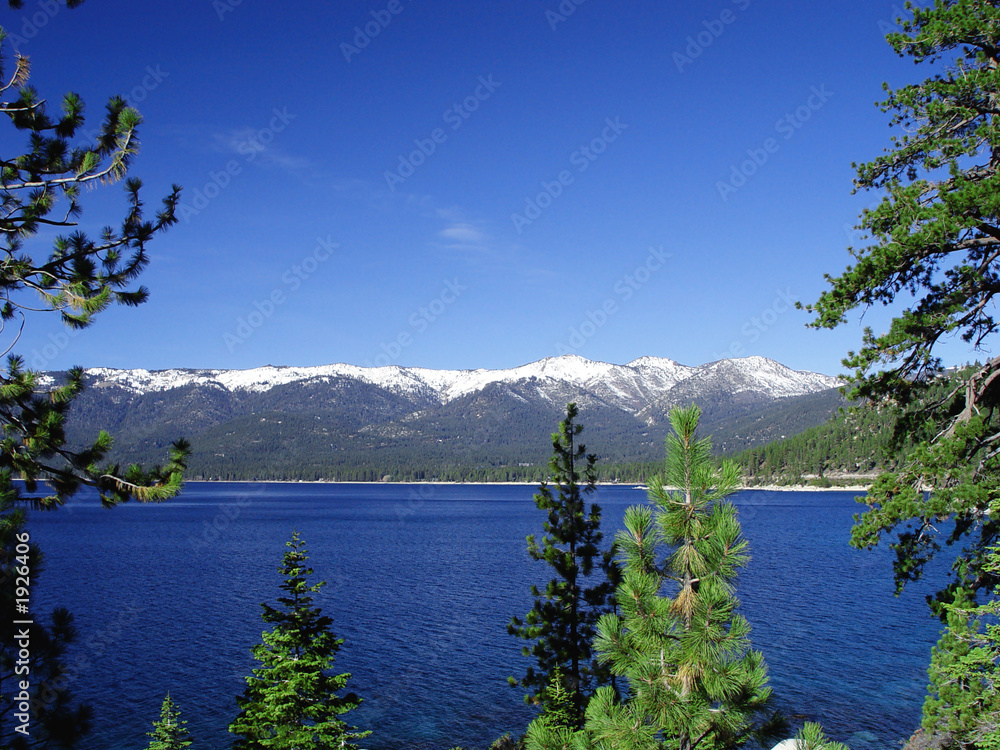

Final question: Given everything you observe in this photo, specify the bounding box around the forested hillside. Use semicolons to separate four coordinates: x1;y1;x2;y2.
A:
732;369;973;485
60;364;845;483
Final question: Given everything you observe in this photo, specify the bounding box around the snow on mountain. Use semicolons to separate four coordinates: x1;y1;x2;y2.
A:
76;355;840;413
626;356;696;389
693;356;840;398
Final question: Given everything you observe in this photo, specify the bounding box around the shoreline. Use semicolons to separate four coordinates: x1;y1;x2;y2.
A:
741;483;870;493
179;478;872;493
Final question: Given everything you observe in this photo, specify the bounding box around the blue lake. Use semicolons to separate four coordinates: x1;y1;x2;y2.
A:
24;483;947;750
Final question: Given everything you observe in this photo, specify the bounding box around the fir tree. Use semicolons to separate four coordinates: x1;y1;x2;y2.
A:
508;403;620;725
229;531;369;750
583;405;775;750
145;693;192;750
919;539;1000;750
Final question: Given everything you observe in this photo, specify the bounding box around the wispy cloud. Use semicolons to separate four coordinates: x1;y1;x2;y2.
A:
213;127;313;174
439;223;485;244
324;182;554;285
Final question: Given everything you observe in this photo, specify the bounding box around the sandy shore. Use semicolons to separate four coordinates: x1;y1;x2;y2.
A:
740;484;871;493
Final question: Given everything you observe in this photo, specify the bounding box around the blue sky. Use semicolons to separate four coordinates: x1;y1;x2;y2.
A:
5;0;960;377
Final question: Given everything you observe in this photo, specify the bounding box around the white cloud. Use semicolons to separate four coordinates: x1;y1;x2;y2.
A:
438;223;485;244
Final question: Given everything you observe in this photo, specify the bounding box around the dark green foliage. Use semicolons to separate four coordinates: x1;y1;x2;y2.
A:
917;542;1000;750
802;0;1000;606
734;371;980;484
0;4;188;511
523;669;578;750
736;399;896;482
801;0;1000;742
0;6;186;748
707;387;848;456
508;404;620;725
491;733;526;750
1;360;189;509
580;405;775;750
145;694;192;750
922;588;1000;749
60;373;843;483
230;531;369;750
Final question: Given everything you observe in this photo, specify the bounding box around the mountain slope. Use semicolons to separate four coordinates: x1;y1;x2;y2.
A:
58;355;844;481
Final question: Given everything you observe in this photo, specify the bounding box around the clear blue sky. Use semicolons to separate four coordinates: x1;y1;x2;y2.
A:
7;0;957;377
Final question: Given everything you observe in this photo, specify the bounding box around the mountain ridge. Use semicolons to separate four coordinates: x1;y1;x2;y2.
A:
74;354;840;403
57;354;845;482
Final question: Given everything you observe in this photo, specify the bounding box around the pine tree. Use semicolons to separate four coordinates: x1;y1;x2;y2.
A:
229;531;369;750
0;6;188;512
793;722;850;750
802;0;1000;605
523;668;579;750
582;405;775;750
923;588;1000;749
801;1;1000;740
145;693;192;750
0;4;187;745
508;403;620;725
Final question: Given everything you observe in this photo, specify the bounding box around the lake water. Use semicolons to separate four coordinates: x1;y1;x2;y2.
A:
23;483;947;750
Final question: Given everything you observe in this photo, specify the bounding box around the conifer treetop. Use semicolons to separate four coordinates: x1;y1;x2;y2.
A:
509;403;619;726
145;693;192;750
578;404;775;750
230;530;369;750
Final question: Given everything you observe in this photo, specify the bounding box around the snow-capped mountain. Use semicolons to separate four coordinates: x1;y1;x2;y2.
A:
80;354;837;407
61;355;844;480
